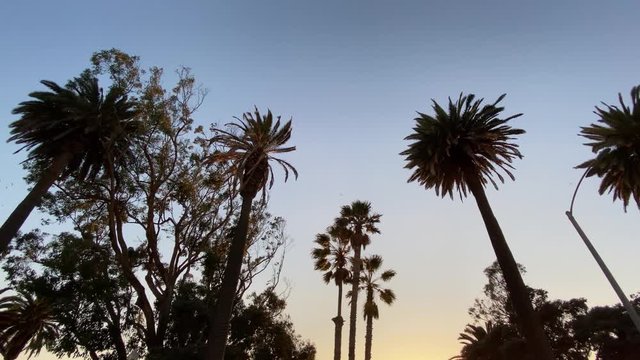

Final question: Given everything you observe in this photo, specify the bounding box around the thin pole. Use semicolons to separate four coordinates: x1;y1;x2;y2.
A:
566;169;640;334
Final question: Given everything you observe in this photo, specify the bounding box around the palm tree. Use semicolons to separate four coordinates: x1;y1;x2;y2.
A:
401;93;554;360
0;73;139;253
0;290;58;360
354;255;395;360
576;85;640;211
311;227;352;360
334;201;381;360
567;84;640;332
206;108;297;360
450;321;524;360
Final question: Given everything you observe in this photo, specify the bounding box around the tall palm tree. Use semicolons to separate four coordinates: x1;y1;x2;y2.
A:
206;108;297;360
568;84;640;332
355;255;395;360
0;290;58;360
576;85;640;211
334;201;381;360
0;73;139;253
401;93;554;360
311;227;352;360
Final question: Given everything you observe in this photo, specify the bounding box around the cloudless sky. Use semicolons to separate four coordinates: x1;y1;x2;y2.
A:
2;1;640;359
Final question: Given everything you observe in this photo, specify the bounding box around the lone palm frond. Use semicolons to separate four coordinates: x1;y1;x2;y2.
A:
577;85;640;211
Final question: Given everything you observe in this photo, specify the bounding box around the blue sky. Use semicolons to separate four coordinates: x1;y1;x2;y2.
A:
2;1;640;359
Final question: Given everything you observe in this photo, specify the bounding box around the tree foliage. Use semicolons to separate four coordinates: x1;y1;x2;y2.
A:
0;49;311;360
455;262;582;359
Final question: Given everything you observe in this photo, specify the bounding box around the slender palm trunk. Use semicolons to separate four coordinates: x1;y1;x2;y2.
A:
0;151;73;254
207;195;254;360
364;290;374;360
332;281;344;360
348;244;362;360
467;175;555;360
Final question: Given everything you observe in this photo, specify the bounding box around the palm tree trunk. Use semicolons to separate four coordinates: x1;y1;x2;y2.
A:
348;244;362;360
332;282;344;360
206;195;254;360
467;175;555;360
364;290;374;360
0;151;72;254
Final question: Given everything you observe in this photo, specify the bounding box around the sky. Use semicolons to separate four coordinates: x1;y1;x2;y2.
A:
1;1;640;359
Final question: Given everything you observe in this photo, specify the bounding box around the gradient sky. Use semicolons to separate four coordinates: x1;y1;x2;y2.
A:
2;1;640;359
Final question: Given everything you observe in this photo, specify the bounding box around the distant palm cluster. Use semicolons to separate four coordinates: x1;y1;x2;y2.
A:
312;200;395;360
0;48;639;360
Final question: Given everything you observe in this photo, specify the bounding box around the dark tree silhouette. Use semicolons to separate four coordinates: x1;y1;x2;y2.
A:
402;93;554;359
0;73;139;253
311;227;351;360
351;255;395;360
333;201;381;360
206;108;297;360
577;85;640;211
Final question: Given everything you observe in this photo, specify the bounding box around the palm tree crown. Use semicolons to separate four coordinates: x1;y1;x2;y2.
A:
577;85;640;210
401;93;525;198
312;228;352;286
450;321;524;360
210;107;297;199
9;72;139;180
0;73;139;254
335;201;381;248
0;290;58;360
357;255;396;320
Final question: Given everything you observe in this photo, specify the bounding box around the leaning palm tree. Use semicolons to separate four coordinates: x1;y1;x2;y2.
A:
206;108;297;360
0;290;58;360
0;73;139;253
334;201;381;360
312;227;352;360
354;255;395;360
401;93;554;359
567;85;640;332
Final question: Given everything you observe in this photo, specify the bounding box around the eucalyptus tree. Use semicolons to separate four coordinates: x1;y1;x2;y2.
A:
206;108;297;360
401;93;554;359
312;226;351;360
0;72;139;254
334;201;381;360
